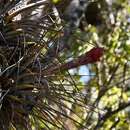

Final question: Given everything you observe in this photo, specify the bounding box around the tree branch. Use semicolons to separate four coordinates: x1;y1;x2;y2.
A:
94;101;130;130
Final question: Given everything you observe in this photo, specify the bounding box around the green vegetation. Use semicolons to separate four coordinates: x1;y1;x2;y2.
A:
0;0;130;130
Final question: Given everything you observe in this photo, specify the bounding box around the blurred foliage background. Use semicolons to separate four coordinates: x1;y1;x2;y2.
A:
0;0;130;130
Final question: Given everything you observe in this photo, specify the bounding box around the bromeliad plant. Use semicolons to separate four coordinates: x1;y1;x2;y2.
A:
0;0;103;130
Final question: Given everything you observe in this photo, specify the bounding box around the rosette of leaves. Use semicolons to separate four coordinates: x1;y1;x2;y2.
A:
0;0;90;130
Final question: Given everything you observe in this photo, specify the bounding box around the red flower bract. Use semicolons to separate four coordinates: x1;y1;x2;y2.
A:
46;47;104;75
83;47;104;63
